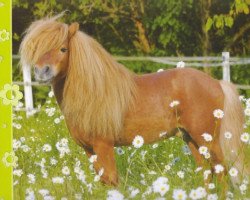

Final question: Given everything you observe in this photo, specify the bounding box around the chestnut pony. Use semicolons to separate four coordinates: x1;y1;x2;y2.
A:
20;16;249;186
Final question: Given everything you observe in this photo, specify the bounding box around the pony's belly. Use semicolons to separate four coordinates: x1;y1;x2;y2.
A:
117;114;175;146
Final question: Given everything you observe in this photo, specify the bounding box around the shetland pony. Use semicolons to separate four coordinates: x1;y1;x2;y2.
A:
20;15;249;186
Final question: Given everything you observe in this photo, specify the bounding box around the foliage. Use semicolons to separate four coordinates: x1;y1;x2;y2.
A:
13;0;250;56
207;0;250;30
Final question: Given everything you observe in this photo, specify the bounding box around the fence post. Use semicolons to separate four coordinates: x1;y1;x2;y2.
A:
222;52;230;82
22;64;34;117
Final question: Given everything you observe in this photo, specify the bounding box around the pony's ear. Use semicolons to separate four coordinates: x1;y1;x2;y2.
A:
68;22;79;39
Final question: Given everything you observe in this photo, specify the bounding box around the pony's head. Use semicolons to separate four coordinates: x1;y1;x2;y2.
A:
20;16;79;83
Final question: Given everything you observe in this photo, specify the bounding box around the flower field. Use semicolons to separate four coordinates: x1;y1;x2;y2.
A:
13;92;250;200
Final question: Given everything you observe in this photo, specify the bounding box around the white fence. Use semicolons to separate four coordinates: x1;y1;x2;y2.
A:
13;52;250;117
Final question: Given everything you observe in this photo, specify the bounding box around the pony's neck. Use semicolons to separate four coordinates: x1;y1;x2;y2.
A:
52;76;66;107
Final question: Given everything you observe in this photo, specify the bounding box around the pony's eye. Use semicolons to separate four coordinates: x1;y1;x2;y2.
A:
60;48;68;53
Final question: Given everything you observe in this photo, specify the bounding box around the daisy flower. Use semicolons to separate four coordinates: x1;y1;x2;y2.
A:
213;109;224;119
214;164;224;174
42;144;52;152
54;118;61;124
89;155;98;163
152;177;170;196
208;183;215;189
52;177;64;184
107;190;124;200
170;100;180;108
177;61;185;68
48;91;54;98
172;189;187;200
198;146;208;155
159;131;167;138
204;152;211;159
244;108;250;116
202;133;213;142
240;132;249;143
203;170;211;180
62;166;70;176
224;131;232;139
177;171;185;179
228;167;238;177
132;135;144;148
207;193;218;200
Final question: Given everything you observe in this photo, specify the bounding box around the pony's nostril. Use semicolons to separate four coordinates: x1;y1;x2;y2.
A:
45;66;50;73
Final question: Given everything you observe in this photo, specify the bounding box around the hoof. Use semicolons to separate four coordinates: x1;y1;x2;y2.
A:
100;174;119;186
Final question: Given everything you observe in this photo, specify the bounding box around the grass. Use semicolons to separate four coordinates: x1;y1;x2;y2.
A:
13;95;250;200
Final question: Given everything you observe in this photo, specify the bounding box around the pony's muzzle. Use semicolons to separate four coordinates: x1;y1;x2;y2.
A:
34;65;54;82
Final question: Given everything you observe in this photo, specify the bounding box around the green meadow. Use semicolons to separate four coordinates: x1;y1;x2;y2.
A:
13;93;250;199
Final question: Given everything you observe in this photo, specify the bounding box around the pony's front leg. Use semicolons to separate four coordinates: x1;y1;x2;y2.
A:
90;138;118;186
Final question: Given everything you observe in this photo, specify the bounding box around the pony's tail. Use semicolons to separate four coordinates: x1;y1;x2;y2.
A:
219;81;249;184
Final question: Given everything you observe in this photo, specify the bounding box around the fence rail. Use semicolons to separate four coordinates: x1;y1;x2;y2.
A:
13;52;250;116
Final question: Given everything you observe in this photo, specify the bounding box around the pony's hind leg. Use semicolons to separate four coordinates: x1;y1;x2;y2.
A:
182;132;204;167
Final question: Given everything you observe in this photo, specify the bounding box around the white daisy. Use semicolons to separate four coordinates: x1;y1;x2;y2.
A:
39;189;50;196
62;166;70;176
27;174;36;184
172;189;187;200
189;189;199;200
213;109;224;119
13;169;23;177
177;61;185;68
240;132;249;143
89;155;98;163
198;146;208;155
208;183;215;189
132;135;144;148
54;118;61;124
152;177;170;196
48;91;54;98
228;167;238;177
52;177;64;184
224;131;232;139
170;100;180;108
129;188;140;198
239;184;247;194
244;108;250;116
107;190;124;200
207;193;218;200
203;170;211;180
159;131;167;138
214;164;224;174
239;95;246;102
204;152;211;159
177;171;185;179
202;133;213;142
42;144;52;152
246;98;250;107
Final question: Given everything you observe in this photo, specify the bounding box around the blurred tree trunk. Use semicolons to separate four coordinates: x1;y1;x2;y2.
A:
130;0;151;53
200;0;212;74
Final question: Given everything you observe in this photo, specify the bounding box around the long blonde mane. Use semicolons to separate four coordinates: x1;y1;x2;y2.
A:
64;30;137;140
19;14;68;67
20;16;137;140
